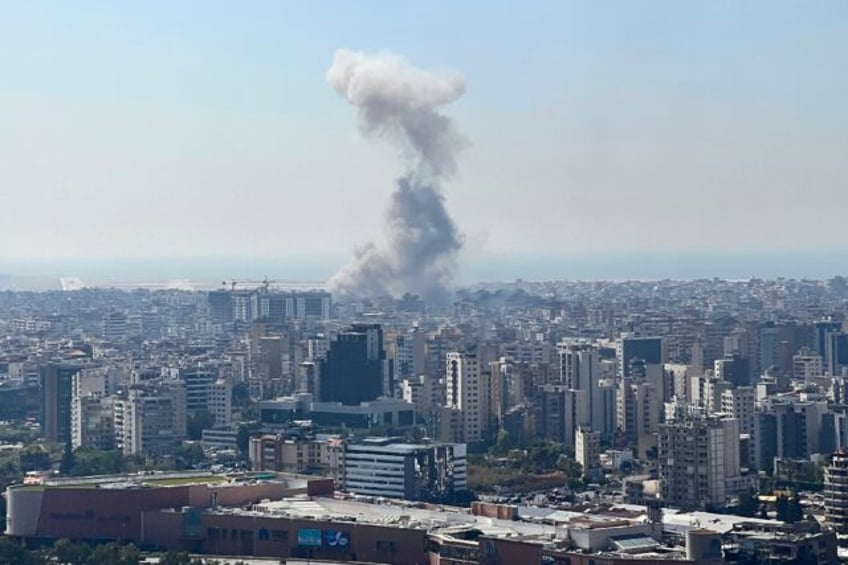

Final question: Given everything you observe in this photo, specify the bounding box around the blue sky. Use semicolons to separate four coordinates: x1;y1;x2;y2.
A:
1;1;847;279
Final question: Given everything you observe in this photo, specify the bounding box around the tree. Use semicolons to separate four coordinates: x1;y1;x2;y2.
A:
158;550;194;565
173;442;206;469
60;441;76;475
71;448;126;476
52;538;92;564
86;542;140;565
737;488;759;517
236;421;262;454
19;443;52;472
776;493;804;523
187;410;216;441
0;537;43;565
494;429;511;455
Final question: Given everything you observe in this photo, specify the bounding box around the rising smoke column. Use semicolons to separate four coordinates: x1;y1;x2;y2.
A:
326;49;467;301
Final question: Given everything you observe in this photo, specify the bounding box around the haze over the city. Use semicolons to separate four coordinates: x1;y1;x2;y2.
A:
2;1;847;283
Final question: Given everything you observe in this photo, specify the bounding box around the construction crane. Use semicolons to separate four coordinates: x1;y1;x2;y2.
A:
221;278;275;292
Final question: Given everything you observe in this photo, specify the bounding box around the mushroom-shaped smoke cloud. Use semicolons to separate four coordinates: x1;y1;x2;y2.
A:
326;49;467;302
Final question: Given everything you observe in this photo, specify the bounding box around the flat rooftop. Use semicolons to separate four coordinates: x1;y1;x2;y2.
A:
11;471;309;491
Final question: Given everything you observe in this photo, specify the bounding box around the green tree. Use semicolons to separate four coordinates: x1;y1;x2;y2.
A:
86;542;140;565
173;442;206;469
51;538;92;565
559;457;584;488
158;550;193;565
187;410;216;441
71;448;126;476
60;441;76;475
0;537;42;565
737;488;759;517
494;429;511;455
19;443;51;472
236;421;262;454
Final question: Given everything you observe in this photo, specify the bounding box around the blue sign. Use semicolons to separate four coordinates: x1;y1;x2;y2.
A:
298;528;322;547
182;507;202;538
324;529;350;550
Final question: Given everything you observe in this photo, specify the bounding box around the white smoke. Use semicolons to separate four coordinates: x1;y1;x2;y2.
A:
326;49;467;301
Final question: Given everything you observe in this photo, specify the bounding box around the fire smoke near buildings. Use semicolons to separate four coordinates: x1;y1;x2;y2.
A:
326;49;467;302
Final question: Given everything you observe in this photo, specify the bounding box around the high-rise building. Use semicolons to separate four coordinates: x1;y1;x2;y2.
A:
180;365;217;413
40;363;82;444
721;386;756;435
714;352;751;387
445;350;491;443
825;450;848;533
102;311;128;343
319;324;389;405
618;336;663;378
826;332;848;377
659;412;743;510
71;366;118;450
557;341;604;436
394;328;426;380
208;380;233;428
113;383;187;455
794;347;824;380
540;384;578;446
575;427;600;479
814;320;843;359
401;374;443;420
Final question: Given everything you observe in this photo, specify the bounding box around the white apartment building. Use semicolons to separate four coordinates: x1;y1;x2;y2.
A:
659;414;743;510
445;351;490;443
114;384;187;455
208;379;233;428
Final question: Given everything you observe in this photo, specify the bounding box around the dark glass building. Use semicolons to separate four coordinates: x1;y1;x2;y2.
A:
619;336;663;378
40;363;81;444
319;324;388;405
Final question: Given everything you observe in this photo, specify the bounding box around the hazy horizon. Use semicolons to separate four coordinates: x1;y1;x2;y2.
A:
2;249;848;288
2;2;847;294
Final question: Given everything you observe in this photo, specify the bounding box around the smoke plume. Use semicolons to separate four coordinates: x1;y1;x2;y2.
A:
326;49;467;301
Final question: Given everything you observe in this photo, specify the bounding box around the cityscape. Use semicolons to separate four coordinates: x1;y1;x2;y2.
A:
3;2;848;564
2;278;848;563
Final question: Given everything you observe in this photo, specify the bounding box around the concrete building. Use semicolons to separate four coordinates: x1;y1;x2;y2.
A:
575;426;601;479
259;394;416;432
557;341;606;439
102;311;129;343
207;379;233;428
825;450;848;533
342;437;467;502
40;363;82;445
618;336;663;378
180;365;217;413
114;383;187;455
720;386;756;435
249;434;343;480
401;373;443;420
445;350;491;443
658;412;743;510
319;324;389;406
794;347;824;380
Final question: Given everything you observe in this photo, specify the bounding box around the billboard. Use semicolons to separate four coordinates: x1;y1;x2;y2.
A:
182;507;202;538
324;529;350;550
297;528;322;547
